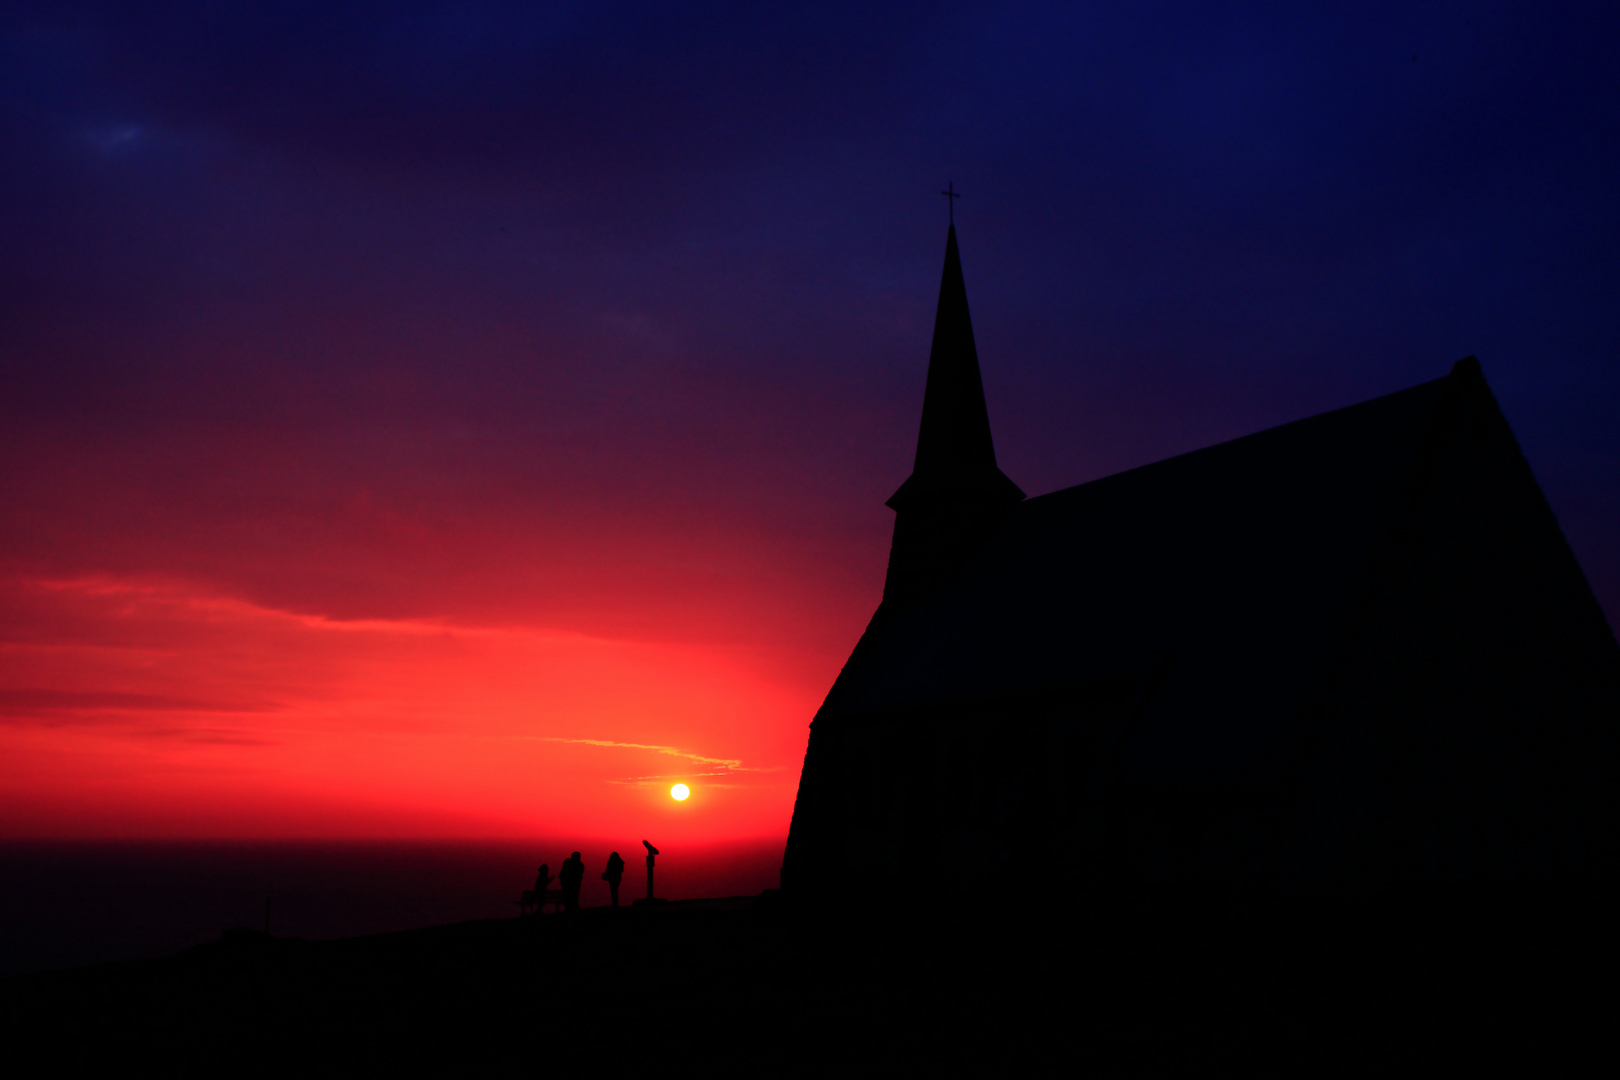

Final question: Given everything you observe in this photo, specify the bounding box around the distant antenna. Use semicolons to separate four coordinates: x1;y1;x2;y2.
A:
941;181;961;225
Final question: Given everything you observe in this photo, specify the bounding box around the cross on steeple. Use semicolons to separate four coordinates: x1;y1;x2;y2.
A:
941;182;960;224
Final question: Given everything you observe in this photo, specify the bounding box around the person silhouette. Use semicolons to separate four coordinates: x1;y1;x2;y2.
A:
601;852;626;908
559;851;585;912
534;863;553;905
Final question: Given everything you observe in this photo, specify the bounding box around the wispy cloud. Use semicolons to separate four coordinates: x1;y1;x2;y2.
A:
137;727;279;747
536;737;765;773
605;778;745;789
0;689;281;717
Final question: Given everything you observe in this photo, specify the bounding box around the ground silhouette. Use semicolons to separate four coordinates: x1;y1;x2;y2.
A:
1;883;1613;1074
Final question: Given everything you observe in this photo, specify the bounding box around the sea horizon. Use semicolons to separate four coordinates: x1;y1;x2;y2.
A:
0;837;785;977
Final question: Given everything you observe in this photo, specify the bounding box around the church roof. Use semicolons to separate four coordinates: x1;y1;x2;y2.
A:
823;364;1474;782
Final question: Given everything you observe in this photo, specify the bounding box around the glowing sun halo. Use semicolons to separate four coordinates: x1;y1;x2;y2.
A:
670;783;691;801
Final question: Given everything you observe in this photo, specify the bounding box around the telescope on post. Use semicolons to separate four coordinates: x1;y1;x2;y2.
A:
633;840;666;907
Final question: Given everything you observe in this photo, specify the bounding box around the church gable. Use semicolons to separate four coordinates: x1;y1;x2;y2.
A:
1285;359;1620;890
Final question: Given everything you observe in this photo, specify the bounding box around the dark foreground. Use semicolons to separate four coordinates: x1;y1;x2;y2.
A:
3;885;1613;1076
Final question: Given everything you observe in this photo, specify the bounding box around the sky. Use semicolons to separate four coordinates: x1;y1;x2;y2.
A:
2;1;1616;841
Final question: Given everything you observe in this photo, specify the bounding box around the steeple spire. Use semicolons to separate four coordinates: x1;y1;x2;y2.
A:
887;224;1024;513
881;224;1023;606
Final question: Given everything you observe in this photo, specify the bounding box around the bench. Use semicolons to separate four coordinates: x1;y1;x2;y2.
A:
517;888;566;916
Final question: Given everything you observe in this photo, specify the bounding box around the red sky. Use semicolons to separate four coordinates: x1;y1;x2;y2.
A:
0;569;835;841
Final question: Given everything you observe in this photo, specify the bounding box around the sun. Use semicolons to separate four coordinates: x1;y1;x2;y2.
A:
670;783;691;801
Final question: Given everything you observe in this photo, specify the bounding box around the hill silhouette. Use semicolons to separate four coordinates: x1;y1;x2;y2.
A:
2;885;1613;1073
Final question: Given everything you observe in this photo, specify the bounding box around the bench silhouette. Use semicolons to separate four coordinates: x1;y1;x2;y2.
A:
517;888;565;916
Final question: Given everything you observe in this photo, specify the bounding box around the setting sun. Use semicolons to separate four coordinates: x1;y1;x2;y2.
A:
670;784;691;802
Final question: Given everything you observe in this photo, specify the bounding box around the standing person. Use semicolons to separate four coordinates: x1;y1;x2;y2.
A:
601;852;626;908
559;851;585;912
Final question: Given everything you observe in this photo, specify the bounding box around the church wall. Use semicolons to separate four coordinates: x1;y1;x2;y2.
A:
1284;365;1620;896
784;677;1151;902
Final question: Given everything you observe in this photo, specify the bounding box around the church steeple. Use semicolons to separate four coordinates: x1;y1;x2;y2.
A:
888;224;1024;512
882;224;1024;606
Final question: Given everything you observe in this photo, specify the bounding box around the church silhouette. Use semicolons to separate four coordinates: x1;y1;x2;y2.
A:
783;223;1620;904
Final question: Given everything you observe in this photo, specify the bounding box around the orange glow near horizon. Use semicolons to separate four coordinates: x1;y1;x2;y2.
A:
0;575;817;843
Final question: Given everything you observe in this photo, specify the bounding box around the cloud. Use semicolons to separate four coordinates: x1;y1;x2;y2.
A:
537;736;751;773
12;1;915;200
0;688;281;718
135;727;279;747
